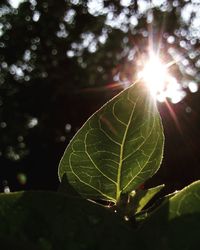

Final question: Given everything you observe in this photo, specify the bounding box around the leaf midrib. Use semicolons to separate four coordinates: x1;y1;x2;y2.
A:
116;101;137;201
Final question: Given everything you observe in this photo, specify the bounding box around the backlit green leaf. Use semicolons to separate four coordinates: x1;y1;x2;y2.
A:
58;82;164;203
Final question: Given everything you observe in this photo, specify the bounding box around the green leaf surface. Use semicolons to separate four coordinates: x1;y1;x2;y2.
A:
138;181;200;250
58;82;164;203
0;191;134;250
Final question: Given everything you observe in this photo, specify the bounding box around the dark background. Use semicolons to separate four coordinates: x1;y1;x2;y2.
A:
0;0;200;194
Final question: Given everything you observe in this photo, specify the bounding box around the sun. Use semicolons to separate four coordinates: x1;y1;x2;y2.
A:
138;53;168;97
137;52;186;104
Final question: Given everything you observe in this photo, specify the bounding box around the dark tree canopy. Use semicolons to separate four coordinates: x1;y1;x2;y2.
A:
0;0;200;191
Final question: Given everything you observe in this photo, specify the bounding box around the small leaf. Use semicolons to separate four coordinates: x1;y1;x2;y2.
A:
58;82;164;203
137;181;200;250
115;184;165;221
134;184;165;213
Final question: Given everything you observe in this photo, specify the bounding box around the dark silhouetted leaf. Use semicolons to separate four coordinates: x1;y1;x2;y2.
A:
0;191;135;250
